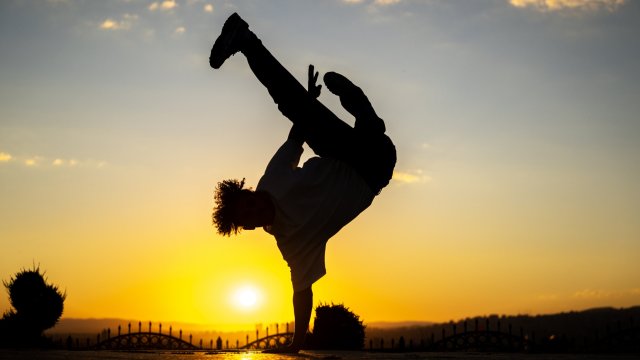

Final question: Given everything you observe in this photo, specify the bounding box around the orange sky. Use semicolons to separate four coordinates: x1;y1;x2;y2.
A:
1;0;639;331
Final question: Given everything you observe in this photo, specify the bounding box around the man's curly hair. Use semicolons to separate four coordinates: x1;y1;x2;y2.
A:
212;178;247;236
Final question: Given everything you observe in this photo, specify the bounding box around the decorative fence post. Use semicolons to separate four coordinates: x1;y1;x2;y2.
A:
159;323;162;334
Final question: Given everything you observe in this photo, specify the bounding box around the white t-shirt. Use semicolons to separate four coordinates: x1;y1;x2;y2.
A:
257;139;375;292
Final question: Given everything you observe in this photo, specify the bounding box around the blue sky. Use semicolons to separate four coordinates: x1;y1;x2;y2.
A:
1;0;639;327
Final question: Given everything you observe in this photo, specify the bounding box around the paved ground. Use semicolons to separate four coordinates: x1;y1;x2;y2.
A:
1;350;638;360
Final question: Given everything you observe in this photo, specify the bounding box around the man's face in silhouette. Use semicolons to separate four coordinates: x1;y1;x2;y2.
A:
233;191;273;230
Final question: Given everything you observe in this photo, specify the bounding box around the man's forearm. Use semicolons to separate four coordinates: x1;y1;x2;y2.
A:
291;286;312;349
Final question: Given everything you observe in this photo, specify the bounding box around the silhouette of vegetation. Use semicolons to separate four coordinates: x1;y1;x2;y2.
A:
0;265;66;348
309;303;365;350
365;306;640;353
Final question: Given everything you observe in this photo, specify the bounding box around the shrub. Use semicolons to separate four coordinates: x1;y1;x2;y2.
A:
310;303;365;350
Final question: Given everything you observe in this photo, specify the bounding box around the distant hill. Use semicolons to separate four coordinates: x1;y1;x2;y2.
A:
50;306;639;336
365;306;640;352
366;321;434;329
45;306;639;352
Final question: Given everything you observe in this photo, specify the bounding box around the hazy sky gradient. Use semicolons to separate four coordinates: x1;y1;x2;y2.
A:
1;0;639;330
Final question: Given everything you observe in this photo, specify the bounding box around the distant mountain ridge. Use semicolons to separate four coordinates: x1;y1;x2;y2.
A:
366;321;434;329
365;306;640;349
48;306;639;335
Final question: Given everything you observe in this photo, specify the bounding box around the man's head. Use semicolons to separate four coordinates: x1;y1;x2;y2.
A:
212;178;275;236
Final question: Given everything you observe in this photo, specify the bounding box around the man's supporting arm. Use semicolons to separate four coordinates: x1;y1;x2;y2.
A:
291;286;312;350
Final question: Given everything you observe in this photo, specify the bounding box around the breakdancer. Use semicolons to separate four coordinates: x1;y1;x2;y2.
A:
210;13;396;353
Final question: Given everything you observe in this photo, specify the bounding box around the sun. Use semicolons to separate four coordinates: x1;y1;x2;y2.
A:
232;285;261;310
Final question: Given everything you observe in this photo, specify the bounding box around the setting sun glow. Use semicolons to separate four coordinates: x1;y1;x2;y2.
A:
232;286;261;310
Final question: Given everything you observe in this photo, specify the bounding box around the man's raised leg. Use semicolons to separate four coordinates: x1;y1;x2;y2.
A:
209;13;353;160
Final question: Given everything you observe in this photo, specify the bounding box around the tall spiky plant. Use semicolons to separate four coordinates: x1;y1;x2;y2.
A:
1;265;66;346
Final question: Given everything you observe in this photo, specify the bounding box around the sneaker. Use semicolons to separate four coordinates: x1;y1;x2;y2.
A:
209;13;249;69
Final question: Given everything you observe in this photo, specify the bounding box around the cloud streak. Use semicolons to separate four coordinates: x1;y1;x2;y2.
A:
392;170;431;184
0;152;105;169
99;14;138;31
509;0;626;12
572;288;640;300
342;0;402;5
149;0;178;12
0;152;12;162
374;0;401;5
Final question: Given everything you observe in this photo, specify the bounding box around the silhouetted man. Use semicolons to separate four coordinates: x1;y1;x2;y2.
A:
210;13;396;353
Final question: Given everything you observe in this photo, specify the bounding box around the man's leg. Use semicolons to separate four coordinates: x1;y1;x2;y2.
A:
242;39;396;193
323;72;396;194
209;13;353;160
324;71;386;134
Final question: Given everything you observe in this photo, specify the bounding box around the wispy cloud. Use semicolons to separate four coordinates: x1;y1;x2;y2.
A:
536;288;640;303
392;169;431;184
24;157;43;167
572;288;640;299
374;0;401;5
0;152;12;162
509;0;626;12
173;26;187;36
99;13;138;31
149;0;178;12
52;158;80;167
0;153;105;169
45;0;70;5
342;0;402;5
